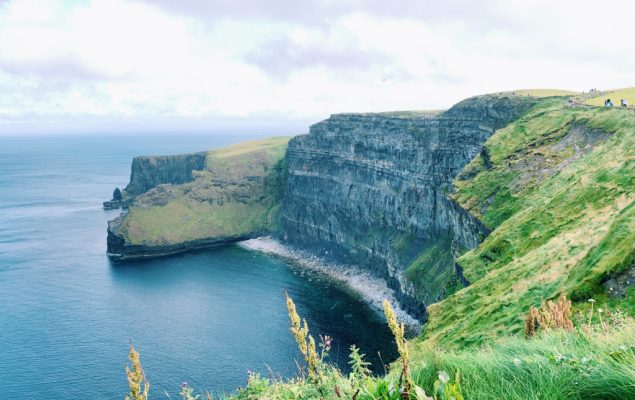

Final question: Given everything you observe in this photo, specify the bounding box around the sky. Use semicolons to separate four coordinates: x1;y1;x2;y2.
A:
0;0;633;135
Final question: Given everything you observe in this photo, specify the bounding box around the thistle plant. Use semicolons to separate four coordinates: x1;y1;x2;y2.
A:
125;344;150;400
383;299;411;399
319;334;333;362
286;294;323;382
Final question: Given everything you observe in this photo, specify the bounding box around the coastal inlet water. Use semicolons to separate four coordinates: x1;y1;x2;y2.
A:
0;133;398;399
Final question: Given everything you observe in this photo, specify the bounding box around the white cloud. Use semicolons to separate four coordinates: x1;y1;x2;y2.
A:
0;0;633;133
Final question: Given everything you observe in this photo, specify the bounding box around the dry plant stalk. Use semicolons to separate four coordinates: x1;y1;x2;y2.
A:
125;344;150;400
383;300;411;399
525;293;574;337
525;305;537;338
286;294;322;382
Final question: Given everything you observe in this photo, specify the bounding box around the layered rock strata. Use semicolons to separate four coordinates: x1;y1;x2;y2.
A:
280;95;537;319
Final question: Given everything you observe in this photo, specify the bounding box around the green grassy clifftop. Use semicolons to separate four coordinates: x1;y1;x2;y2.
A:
107;137;291;258
421;99;634;348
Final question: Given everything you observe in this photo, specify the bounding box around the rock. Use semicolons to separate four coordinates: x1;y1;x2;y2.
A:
103;200;123;210
113;187;122;201
102;153;206;209
604;262;635;298
123;152;207;197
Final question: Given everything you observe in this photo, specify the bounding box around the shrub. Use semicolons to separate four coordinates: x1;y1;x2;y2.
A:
525;293;574;337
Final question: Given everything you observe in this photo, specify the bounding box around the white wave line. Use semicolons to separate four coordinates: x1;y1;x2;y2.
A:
239;236;421;330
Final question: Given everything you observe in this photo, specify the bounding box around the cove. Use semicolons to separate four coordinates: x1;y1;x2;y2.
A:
0;133;397;398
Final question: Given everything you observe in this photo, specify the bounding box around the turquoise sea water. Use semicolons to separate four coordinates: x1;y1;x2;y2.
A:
0;133;397;398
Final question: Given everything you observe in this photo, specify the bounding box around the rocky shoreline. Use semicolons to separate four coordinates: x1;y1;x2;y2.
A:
239;236;421;331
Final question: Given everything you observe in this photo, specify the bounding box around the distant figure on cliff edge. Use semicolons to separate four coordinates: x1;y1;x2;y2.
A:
605;98;614;107
621;99;628;108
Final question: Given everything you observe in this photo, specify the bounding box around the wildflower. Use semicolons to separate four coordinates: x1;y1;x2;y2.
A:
587;298;596;325
320;335;333;352
286;294;322;382
438;371;450;384
513;358;522;367
125;344;150;400
383;300;411;398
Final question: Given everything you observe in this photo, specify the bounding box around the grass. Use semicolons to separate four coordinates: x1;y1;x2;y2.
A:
231;325;635;399
124;299;635;400
209;136;292;160
337;110;443;118
121;201;276;244
410;323;635;400
423;99;635;348
114;137;290;245
404;236;461;304
583;87;635;107
495;89;580;98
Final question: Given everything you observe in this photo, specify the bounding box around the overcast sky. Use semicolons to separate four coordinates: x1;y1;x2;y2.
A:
0;0;633;135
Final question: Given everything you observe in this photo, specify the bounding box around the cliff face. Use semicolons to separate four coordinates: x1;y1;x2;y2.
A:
105;95;539;320
123;152;207;197
280;95;537;318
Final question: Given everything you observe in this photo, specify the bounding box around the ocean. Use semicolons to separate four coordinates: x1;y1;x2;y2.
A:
0;133;397;398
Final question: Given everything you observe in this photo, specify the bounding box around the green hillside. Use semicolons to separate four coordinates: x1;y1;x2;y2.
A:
500;88;580;98
423;99;634;347
583;87;635;107
114;137;291;245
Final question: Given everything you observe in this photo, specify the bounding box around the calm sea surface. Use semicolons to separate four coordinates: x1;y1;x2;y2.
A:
0;133;396;399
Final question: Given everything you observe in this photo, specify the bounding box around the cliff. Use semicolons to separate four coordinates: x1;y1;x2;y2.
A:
124;152;207;197
102;152;207;210
106;93;634;335
280;95;538;318
107;137;290;260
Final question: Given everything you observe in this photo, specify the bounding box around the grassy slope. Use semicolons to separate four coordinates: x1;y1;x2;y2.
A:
404;236;459;304
410;323;635;400
230;319;635;400
117;137;291;245
498;89;580;97
583;87;635;107
422;99;634;348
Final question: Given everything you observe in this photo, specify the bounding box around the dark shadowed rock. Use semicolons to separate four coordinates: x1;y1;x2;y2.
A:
123;152;207;197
